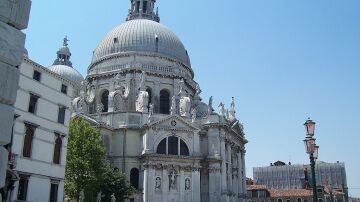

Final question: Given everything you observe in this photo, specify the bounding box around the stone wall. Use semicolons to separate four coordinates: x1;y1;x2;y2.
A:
0;0;31;200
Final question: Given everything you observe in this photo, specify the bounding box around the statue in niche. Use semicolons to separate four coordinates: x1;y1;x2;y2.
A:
113;85;130;111
136;90;149;113
170;96;177;115
179;96;191;117
191;108;197;123
138;71;146;91
83;80;96;104
148;103;154;123
185;178;191;190
169;171;177;190
218;102;226;116
72;97;86;113
110;193;116;202
155;177;161;190
79;190;85;202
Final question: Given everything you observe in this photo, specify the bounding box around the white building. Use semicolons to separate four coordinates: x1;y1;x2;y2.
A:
8;40;83;202
73;1;248;202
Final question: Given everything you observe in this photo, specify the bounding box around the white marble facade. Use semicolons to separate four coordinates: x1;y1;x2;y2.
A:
74;0;248;202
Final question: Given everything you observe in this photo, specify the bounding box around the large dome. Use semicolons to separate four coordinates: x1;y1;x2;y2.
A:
91;19;191;67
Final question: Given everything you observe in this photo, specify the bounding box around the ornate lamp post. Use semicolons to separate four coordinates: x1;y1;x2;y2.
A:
303;118;319;202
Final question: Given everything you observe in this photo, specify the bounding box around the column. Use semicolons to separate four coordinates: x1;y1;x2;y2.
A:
220;135;227;194
192;168;201;202
193;131;200;155
162;167;168;202
241;150;247;202
180;169;185;202
237;152;242;202
148;167;155;202
227;144;233;194
209;163;221;202
143;166;149;202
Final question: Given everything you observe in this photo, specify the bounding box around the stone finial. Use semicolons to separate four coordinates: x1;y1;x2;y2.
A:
208;96;214;113
218;102;226;116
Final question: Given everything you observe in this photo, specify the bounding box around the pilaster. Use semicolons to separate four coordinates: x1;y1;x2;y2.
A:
161;167;168;202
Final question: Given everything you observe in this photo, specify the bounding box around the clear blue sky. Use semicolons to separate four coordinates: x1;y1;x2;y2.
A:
24;0;360;197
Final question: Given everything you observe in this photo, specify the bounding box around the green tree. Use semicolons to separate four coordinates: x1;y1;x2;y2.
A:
65;117;106;200
64;117;134;201
100;164;134;201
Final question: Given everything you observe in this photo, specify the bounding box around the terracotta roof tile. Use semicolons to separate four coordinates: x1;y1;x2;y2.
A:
248;185;268;190
269;189;313;197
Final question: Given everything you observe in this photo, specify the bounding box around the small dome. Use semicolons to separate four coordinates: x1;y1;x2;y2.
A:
49;65;84;87
90;19;191;68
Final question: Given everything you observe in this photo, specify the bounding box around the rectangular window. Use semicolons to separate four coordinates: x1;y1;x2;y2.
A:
61;84;68;94
33;70;41;81
23;124;35;158
28;94;39;114
53;134;62;164
143;1;148;13
136;1;140;12
57;107;66;124
49;182;59;202
17;175;29;201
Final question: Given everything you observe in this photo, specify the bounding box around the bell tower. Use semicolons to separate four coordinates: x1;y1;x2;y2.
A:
127;0;160;22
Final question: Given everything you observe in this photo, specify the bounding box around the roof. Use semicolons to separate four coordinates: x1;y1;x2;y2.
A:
48;64;84;87
248;185;268;190
268;189;313;198
90;19;191;68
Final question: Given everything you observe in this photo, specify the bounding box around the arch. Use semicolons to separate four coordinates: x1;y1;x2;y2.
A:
101;90;109;112
160;89;170;114
130;168;139;189
53;135;62;164
155;136;190;156
297;198;302;202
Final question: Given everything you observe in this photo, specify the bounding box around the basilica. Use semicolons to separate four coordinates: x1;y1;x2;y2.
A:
70;0;248;201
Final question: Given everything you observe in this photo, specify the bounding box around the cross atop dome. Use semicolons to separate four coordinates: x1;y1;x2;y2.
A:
127;0;160;22
53;36;73;67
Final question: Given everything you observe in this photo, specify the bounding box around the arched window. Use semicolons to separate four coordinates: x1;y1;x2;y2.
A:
297;198;302;202
160;89;170;114
156;137;189;156
180;140;189;156
130;168;139;189
278;199;283;202
146;88;152;111
101;90;109;112
53;134;62;164
156;139;166;154
23;125;35;158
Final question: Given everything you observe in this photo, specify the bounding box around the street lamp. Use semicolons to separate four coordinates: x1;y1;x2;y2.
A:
303;118;319;202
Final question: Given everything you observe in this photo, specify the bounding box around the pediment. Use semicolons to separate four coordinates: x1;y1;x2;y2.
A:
147;114;199;132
